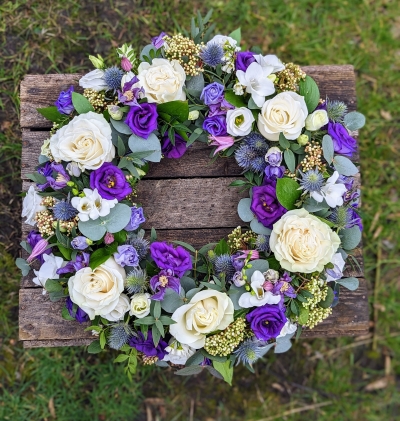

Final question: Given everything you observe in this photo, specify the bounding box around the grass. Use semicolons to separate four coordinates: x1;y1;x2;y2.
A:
1;0;399;419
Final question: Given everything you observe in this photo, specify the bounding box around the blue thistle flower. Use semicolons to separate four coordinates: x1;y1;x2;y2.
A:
125;267;148;294
234;338;271;366
108;323;134;350
328;206;361;230
200;43;224;67
235;144;258;171
250;156;267;174
127;236;149;261
104;66;124;91
256;234;270;253
214;254;235;281
299;169;324;192
52;200;77;220
243;132;269;153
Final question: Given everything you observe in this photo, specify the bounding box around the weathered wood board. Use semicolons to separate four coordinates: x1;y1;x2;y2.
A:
19;66;369;348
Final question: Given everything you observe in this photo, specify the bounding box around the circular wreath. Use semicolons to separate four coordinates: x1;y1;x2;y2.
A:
19;13;365;383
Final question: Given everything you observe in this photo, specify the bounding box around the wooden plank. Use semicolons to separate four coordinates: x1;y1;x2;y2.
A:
23;338;93;349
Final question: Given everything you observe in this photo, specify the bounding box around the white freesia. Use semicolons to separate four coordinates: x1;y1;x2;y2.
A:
255;54;285;73
162;339;196;365
50;112;115;171
103;294;130;321
40;138;51;158
277;321;297;338
270;209;341;273
226;107;255;136
236;62;276;107
68;257;126;320
137;58;186;103
310;171;347;208
33;254;65;294
325;252;346;282
238;270;281;308
71;188;117;221
170;290;234;349
79;69;108;92
305;109;329;131
22;186;46;226
257;91;308;141
129;293;151;318
207;35;239;50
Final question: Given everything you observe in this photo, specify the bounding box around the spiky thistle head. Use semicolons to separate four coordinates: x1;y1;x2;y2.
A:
234;338;271;367
250;156;267;174
52;200;77;221
200;43;224;67
243;132;269;153
127;236;149;261
326;99;348;123
256;234;270;253
328;206;361;231
214;254;235;281
104;66;124;91
235;144;258;171
125;267;148;294
299;169;324;192
108;323;134;350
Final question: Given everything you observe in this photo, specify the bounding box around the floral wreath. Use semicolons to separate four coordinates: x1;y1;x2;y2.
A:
18;12;365;384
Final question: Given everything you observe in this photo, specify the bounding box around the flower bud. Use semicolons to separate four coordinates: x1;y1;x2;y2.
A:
107;105;124;121
104;232;114;245
245;284;251;291
265;146;283;166
88;54;105;69
121;56;132;72
27;238;49;263
188;110;199;120
72;188;79;195
297;134;309;146
305;109;329;131
66;162;81;177
267;74;277;82
67;181;75;187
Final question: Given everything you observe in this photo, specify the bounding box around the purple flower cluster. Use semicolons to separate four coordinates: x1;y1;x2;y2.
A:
55;86;74;114
125;102;158;139
125;206;146;231
161;133;188;159
129;331;168;360
328;122;357;157
114;245;139;267
150;268;181;300
66;297;89;323
235;51;256;72
150;242;192;277
37;162;70;191
118;76;144;106
57;252;90;275
246;304;287;341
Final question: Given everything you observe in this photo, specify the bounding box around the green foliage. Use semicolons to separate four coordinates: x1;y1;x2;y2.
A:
276;177;301;210
298;75;320;113
71;92;94;114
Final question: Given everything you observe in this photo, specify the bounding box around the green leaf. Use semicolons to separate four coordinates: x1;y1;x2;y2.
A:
336;277;359;291
224;90;247;108
128;133;161;162
117;136;126;156
113;230;127;244
71;92;95;114
186;74;205;92
151;227;157;241
134;316;156;325
213;360;233;385
344;111;365;131
340;226;362;250
278;132;290;149
228;27;241;44
99;331;106;349
244;259;269;280
157;100;189;123
180;276;196;292
290;299;299;315
87;340;102;354
284;149;296;173
298;75;320;113
159;315;176;325
214;238;229;255
89;243;118;270
186;350;205;366
250;219;272;235
276;177;301;210
45;279;63;293
155;320;165;336
333;156;359;176
298;306;309;325
153;300;162;319
110;118;132;135
322;135;334;164
61;306;75;321
200;349;227;363
114;354;129;363
15;258;30;276
160;289;185;313
230;180;248;187
58;244;72;260
172;241;196;253
152;324;161;346
175;366;204;376
37;106;65;123
319;286;335;308
237;198;254;223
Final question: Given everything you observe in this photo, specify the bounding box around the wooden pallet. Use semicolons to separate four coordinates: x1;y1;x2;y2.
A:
19;66;369;348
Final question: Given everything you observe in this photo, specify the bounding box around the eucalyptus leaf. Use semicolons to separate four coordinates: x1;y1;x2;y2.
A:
140;44;158;61
186;351;205;366
322;135;334;163
278;132;290;149
336;277;359;291
274;338;293;353
128;133;161;162
244;259;269;280
174;366;204;376
284;149;296;173
237;198;254;222
100;203;132;233
15;258;31;276
303;197;329;213
344;111;365;131
110;118;132;135
250;219;271;235
333;156;359;176
227;285;246;310
180;276;196;292
186;74;205;91
340;225;362;250
160;288;185;313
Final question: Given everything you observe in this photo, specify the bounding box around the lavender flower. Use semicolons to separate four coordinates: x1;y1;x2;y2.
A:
37;162;70;191
27;231;51;264
118;76;144;106
152;32;167;49
264;165;285;180
200;82;224;105
150;268;181;300
129;331;168;360
272;272;297;299
66;297;89;323
55;86;74;114
125;206;146;231
71;236;91;250
26;238;49;263
114;245;139;268
57;252;90;275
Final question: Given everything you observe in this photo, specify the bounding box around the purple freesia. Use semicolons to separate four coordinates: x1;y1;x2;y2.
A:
231;252;245;272
264;165;285;180
57;252;90;275
272;272;297;301
129;331;168;360
161;133;187;159
125;206;146;231
55;86;74;114
118;76;144;106
150;268;181;300
208;98;234;117
89;162;132;201
246;304;287;341
150;242;192;277
152;32;167;49
27;231;51;264
125;102;158;139
327;122;357;157
114;245;139;267
203;114;228;137
37;162;70;191
201;82;224;105
66;297;89;323
235;51;256;72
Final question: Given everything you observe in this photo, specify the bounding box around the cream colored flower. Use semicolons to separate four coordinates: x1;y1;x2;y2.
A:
257;91;308;141
170;290;234;349
137;58;186;103
226;107;255;137
68;257;126;320
103;294;130;321
305;109;329;131
49;112;115;171
270;209;341;273
79;69;108;92
22;185;46;226
162;339;196;365
129;293;151;318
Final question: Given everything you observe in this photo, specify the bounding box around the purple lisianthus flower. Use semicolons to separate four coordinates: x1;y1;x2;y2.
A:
125;206;146;231
57;252;90;275
272;272;297;300
235;51;256;72
152;32;167;49
125;102;158;139
89;162;132;201
231;252;245;272
203;114;228;137
327;122;357;157
71;236;90;250
37;162;70;191
114;245;139;268
246;304;287;341
161;133;187;159
66;297;89;323
27;231;51;264
150;268;181;300
129;331;168;360
118;76;144;106
150;242;192;277
265;148;283;167
201;82;225;106
250;180;287;229
55;86;74;114
264;165;285;180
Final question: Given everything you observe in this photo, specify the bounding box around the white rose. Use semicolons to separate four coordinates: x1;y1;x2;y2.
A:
170;290;234;349
129;293;151;318
68;257;126;320
103;294;130;321
270;209;341;273
71;188;117;221
226;107;255;137
257;91;308;141
137;58;186;104
162;339;196;365
22;185;46;226
277;321;297;338
49;112;115;171
33;253;65;293
79;69;108;92
305;109;329;131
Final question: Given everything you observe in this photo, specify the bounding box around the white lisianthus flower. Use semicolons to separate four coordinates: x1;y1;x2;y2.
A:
50;112;115;171
325;252;346;282
188;110;199;120
162;339;196;365
305;109;329;131
277;321;297;338
22;185;46;226
170;290;234;349
226;107;255;137
236;62;276;107
270;209;341;273
68;257;126;320
129;293;151;318
254;54;285;73
103;294;130;321
79;69;108;92
310;171;347;208
257;91;308;141
238;270;281;308
71;188;117;221
33;254;65;294
137;58;186;103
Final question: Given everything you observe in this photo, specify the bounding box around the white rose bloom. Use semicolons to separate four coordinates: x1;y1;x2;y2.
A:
49;112;115;171
325;252;346;282
129;293;151;318
255;54;285;73
79;69;108;92
71;188;117;221
305;109;329;131
270;209;341;273
22;185;46;226
310;171;348;208
257;91;308;141
68;257;126;320
226;107;255;137
33;254;65;293
137;58;186;104
238;270;281;308
277;321;297;338
170;290;234;349
103;294;130;321
162;339;196;365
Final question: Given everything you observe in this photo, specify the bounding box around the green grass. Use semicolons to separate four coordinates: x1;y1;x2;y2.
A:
1;0;399;419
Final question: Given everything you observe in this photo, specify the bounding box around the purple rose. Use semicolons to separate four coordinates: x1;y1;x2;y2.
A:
250;180;287;229
71;236;90;250
203;114;227;137
57;252;90;275
66;297;89;323
150;268;181;300
152;32;167;49
235;51;256;72
264;165;285;180
161;133;187;159
27;231;50;264
55;86;74;114
246;304;287;341
89;162;132;201
125;206;146;231
114;245;139;267
125;102;158;139
150;242;192;277
129;331;168;360
201;82;224;106
327;122;357;157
